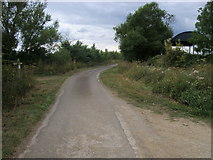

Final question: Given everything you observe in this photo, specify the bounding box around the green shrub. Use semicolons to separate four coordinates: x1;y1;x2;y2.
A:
152;65;212;117
180;87;212;116
120;61;212;117
127;65;149;81
163;49;186;67
147;53;209;68
147;55;165;67
206;54;213;63
143;69;165;85
163;49;209;67
52;48;72;65
35;60;75;75
153;74;193;100
125;63;165;85
2;65;35;109
75;62;88;69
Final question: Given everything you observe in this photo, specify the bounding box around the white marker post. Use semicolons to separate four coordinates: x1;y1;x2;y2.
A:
13;59;23;77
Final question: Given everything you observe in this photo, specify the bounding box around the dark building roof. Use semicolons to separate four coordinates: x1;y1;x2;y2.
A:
171;31;193;46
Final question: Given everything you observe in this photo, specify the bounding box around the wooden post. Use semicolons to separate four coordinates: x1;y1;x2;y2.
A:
13;59;23;69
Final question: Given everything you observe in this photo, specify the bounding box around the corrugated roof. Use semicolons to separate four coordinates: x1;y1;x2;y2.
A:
171;31;193;46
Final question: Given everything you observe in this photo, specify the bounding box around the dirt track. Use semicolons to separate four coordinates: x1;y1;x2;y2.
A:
19;65;211;158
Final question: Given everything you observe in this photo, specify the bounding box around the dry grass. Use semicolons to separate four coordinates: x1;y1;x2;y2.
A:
100;62;211;123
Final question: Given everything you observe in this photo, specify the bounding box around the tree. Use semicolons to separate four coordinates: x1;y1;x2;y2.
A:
20;2;61;62
1;1;61;62
59;40;112;63
114;2;173;61
190;1;213;55
2;2;27;57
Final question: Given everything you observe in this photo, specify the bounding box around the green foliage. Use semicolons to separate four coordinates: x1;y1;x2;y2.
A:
3;72;69;158
20;2;61;62
35;61;75;76
127;65;150;81
52;48;71;65
109;62;129;74
2;65;35;109
114;2;173;61
152;72;194;100
190;1;213;54
164;39;172;55
1;1;61;63
113;61;212;117
163;51;210;67
147;55;165;67
1;1;121;65
34;48;75;75
153;72;212;117
147;38;210;67
180;87;212;116
2;2;27;54
153;65;212;117
126;63;165;85
33;40;122;75
60;40;122;63
162;39;189;67
163;49;187;67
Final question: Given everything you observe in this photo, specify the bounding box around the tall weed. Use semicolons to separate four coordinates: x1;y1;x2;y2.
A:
3;65;35;109
118;61;212;117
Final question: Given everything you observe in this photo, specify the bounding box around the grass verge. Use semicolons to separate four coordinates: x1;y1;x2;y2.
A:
100;64;211;124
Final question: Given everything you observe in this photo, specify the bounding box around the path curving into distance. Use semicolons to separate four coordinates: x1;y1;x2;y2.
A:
19;64;211;158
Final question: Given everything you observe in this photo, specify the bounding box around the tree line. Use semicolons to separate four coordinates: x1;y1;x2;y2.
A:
57;40;121;64
1;1;121;65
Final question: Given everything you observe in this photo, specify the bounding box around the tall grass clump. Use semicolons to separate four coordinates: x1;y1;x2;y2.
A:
117;61;212;117
126;62;149;81
3;65;35;109
125;62;165;84
112;61;131;74
152;69;194;99
151;64;212;117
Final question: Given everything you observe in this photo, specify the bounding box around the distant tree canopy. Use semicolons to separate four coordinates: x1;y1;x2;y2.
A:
58;40;122;63
2;1;61;63
114;2;173;61
190;1;213;55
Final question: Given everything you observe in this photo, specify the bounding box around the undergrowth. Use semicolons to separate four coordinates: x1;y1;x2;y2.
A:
101;61;212;119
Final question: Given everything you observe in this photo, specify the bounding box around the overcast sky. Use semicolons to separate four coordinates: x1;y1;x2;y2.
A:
45;1;207;51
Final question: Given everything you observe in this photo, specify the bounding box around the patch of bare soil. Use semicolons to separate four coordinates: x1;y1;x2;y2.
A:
142;109;211;157
35;75;61;81
116;102;211;158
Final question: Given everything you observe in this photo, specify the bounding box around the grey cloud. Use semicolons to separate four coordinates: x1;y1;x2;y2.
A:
46;2;207;51
78;28;88;33
100;34;105;38
46;2;144;26
159;2;205;35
